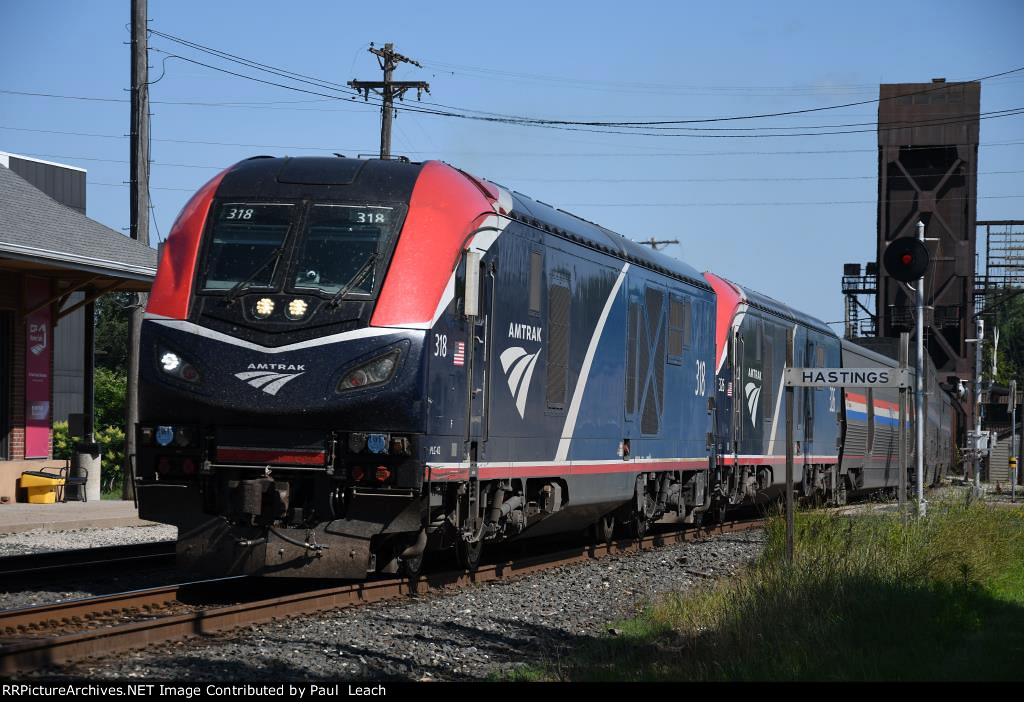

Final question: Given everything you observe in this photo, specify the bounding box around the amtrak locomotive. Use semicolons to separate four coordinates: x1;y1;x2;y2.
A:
136;156;955;579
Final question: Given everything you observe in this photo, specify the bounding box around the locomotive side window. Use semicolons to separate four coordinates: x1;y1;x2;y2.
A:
667;295;690;363
763;331;774;420
546;272;571;411
291;205;395;295
201;203;294;290
529;251;543;316
641;286;666;435
625;300;639;416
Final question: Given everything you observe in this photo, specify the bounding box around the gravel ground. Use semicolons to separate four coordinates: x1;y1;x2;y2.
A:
32;528;764;681
0;524;180;611
0;524;176;558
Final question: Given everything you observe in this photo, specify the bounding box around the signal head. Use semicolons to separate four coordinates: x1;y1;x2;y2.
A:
883;237;929;283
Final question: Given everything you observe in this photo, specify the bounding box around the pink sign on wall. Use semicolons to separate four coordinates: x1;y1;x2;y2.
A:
24;277;51;458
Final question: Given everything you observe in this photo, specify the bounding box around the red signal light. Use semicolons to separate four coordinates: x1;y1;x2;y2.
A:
351;466;365;482
375;466;391;483
883;238;929;283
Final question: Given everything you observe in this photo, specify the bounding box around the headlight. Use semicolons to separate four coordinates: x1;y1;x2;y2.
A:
157;346;200;383
286;298;308;320
254;298;275;319
337;349;401;392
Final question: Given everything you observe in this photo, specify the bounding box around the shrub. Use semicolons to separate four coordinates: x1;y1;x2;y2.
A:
97;425;126;494
49;420;126;494
52;420;74;461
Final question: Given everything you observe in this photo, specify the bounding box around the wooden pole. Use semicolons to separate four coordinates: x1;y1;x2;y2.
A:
786;328;795;564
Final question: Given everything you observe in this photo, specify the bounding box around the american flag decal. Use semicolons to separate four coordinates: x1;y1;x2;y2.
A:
453;341;465;366
727;382;733;397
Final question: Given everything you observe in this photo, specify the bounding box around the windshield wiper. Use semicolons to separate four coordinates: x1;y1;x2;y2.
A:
328;253;378;308
223;247;284;304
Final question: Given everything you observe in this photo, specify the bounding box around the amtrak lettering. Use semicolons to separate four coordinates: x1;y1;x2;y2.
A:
507;322;543;342
246;362;306;372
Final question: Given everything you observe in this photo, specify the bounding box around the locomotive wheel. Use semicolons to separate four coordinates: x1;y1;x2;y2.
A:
703;497;727;526
400;551;424;578
834;475;848;507
456;537;483;572
594;514;616;545
629;476;653;539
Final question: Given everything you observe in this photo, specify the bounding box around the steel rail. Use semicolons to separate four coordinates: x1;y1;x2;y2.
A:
0;518;763;675
0;541;176;582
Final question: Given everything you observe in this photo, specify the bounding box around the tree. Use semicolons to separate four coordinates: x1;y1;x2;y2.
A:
94;292;134;374
988;291;1024;387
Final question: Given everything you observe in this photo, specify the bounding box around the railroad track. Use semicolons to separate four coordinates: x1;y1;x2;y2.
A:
0;541;176;585
0;517;764;675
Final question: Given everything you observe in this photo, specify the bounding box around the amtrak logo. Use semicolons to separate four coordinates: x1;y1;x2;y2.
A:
744;367;762;428
499;347;541;418
234;370;304;396
744;382;761;427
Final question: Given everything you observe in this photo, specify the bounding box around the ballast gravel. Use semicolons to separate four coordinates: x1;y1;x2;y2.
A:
0;524;177;557
39;528;764;682
0;525;179;611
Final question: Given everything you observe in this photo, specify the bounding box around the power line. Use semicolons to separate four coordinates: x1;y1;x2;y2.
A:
561;195;1024;207
28;151;1024;182
3;124;1023;156
420;57;1024;97
8;86;1022;134
145;28;1024;131
88;179;1024;206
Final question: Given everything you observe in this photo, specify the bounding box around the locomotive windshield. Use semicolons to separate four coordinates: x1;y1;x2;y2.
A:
290;204;396;296
200;203;294;290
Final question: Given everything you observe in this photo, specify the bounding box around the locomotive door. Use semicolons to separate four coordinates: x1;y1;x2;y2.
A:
461;248;494;537
731;329;744;454
466;254;495;449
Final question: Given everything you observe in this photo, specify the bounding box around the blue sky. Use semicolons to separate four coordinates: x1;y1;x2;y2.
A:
1;0;1022;325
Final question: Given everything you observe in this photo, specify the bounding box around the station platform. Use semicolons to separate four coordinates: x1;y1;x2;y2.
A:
0;500;157;534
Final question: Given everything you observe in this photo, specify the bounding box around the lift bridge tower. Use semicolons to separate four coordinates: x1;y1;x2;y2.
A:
875;78;980;378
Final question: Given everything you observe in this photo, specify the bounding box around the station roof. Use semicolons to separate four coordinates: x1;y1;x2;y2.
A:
0;164;157;290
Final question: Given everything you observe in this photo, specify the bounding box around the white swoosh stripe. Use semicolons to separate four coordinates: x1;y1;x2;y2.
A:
249;373;286;389
555;263;629;462
767;323;798;455
507;351;535;398
262;373;303;395
515;352;540;418
150;318;418;353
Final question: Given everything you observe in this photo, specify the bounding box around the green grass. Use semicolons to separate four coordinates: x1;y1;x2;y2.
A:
512;496;1024;681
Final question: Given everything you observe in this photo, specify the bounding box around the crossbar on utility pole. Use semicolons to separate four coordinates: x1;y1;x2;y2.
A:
785;328;795;564
349;43;429;160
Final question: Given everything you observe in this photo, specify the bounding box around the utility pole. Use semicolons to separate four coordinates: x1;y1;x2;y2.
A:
639;238;680;251
785;329;795;564
348;43;429;159
124;0;149;500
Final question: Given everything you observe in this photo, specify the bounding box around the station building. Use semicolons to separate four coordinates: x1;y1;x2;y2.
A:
0;152;157;499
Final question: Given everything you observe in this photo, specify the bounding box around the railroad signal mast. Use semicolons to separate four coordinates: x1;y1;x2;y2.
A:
882;220;934;515
349;43;430;160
